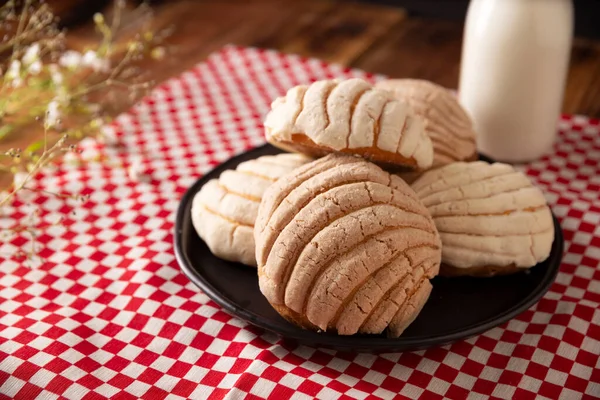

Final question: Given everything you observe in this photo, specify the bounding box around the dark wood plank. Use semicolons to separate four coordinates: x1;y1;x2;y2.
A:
563;40;600;117
352;17;463;88
246;2;337;50
278;3;405;65
65;1;337;108
577;66;600;118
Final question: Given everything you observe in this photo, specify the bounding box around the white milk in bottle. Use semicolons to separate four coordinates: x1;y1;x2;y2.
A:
459;0;573;162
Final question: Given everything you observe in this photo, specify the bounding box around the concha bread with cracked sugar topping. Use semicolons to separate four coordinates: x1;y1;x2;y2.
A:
254;154;441;337
264;78;434;171
375;79;478;168
411;161;555;277
191;153;311;266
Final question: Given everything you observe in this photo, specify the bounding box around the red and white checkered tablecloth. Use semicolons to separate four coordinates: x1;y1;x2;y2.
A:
1;45;599;400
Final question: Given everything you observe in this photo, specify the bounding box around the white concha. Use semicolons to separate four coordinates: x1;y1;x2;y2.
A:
264;78;434;170
191;153;311;266
376;79;477;167
255;154;441;337
411;161;555;276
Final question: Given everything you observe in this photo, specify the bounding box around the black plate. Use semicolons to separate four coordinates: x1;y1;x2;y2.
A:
174;144;564;353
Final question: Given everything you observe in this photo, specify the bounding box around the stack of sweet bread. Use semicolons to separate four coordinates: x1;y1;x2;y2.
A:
191;78;555;338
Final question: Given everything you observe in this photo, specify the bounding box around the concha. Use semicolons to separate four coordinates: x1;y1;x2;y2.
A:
376;79;477;167
411;161;554;277
264;78;434;171
255;154;441;337
191;153;311;266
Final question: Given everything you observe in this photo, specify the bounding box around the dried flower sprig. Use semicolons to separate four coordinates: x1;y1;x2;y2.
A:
0;0;168;264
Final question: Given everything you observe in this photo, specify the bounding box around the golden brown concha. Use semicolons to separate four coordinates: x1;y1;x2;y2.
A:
264;78;434;171
191;153;311;266
376;79;477;167
255;154;441;337
411;161;555;277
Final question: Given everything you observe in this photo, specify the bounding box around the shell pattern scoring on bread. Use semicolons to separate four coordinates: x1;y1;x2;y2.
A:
254;154;442;337
411;161;555;277
264;78;434;171
375;79;478;168
191;153;311;266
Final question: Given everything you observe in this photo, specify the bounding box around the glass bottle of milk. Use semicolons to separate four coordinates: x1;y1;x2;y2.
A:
458;0;574;162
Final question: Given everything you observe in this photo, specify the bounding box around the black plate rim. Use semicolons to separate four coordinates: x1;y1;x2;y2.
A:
174;144;564;351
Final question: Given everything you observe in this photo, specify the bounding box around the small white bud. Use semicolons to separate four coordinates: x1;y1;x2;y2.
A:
49;64;63;85
22;44;40;65
45;100;61;129
59;50;83;70
93;13;104;25
13;171;28;188
28;60;42;75
81;50;110;73
6;60;21;86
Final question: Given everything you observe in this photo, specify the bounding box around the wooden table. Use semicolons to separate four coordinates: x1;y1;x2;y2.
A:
107;0;600;118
